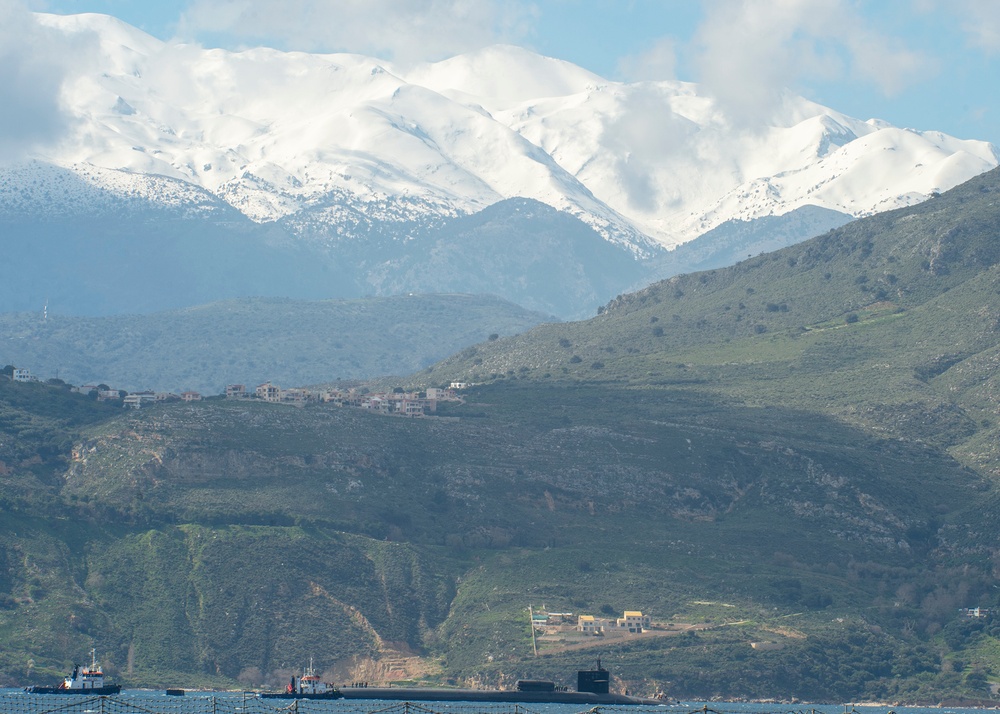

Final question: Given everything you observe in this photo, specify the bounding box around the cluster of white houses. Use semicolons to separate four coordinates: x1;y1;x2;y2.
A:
114;383;463;416
532;610;652;635
115;390;203;408
5;367;204;404
222;383;462;416
5;366;465;418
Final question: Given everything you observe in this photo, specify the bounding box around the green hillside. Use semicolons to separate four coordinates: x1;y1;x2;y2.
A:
424;167;1000;471
1;380;993;701
0;294;553;394
3;169;1000;703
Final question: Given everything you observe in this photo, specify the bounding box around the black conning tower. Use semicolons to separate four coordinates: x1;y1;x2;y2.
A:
577;658;609;694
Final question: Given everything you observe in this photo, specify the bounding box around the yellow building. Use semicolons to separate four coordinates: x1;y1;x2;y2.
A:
617;611;650;633
578;615;604;634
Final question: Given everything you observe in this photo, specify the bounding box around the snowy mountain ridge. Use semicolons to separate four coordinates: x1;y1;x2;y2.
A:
0;161;236;220
7;11;1000;253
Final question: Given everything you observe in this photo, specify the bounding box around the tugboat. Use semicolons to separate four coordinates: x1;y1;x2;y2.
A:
259;658;342;700
24;649;122;695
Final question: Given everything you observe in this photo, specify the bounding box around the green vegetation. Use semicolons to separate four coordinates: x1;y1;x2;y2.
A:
424;168;1000;473
0;294;553;393
4;169;1000;702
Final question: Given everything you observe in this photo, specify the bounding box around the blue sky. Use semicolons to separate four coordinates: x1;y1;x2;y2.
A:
26;0;1000;146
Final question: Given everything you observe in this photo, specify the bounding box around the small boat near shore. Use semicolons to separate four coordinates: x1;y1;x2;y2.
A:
24;650;121;695
258;659;342;700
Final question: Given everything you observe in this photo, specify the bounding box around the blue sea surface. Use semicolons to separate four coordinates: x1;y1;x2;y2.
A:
0;690;992;714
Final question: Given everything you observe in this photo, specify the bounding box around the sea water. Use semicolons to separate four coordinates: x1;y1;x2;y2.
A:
0;690;988;714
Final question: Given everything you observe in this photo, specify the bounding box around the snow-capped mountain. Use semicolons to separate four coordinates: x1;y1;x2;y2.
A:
9;12;997;253
2;12;999;320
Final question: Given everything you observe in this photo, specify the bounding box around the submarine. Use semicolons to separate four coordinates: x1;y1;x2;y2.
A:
338;660;665;705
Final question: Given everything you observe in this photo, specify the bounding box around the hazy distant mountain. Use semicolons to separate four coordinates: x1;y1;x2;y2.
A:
646;205;854;280
1;12;997;318
0;294;554;393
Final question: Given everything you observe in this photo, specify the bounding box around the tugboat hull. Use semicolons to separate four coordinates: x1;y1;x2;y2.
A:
24;685;122;695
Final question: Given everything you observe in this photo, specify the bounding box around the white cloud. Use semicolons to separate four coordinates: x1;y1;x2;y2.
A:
598;87;705;213
691;0;935;127
956;0;1000;54
616;37;677;82
0;0;87;162
178;0;539;64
